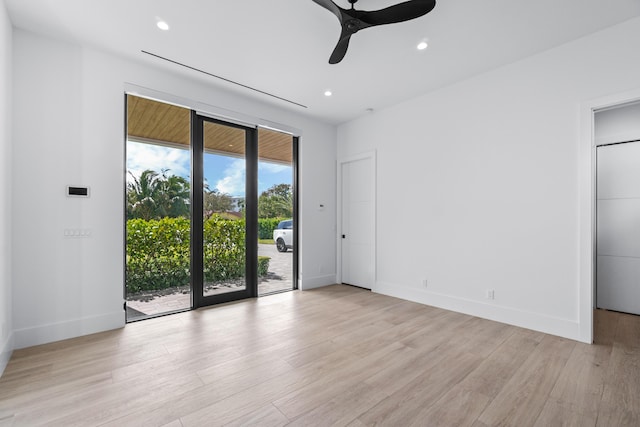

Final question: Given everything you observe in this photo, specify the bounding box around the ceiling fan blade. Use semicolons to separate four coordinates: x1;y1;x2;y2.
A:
311;0;343;21
358;0;436;26
329;31;352;64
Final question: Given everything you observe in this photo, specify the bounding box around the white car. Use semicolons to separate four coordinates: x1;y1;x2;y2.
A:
273;219;293;252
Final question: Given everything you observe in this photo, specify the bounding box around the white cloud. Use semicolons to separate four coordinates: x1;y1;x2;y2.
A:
259;161;291;174
126;141;190;181
216;159;246;196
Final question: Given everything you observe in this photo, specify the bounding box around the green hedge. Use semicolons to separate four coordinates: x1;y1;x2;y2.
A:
127;216;271;293
258;256;270;277
258;217;288;240
203;216;245;283
126;217;191;293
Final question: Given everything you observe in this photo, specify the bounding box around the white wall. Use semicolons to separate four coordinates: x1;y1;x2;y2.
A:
12;29;337;349
0;0;13;374
337;16;640;342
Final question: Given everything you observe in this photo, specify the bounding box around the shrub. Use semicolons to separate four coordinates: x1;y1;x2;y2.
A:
126;217;191;293
203;216;245;282
127;216;250;293
258;256;270;277
258;217;288;240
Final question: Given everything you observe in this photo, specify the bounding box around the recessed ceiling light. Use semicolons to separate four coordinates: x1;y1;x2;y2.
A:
324;90;332;97
157;20;170;31
417;41;428;50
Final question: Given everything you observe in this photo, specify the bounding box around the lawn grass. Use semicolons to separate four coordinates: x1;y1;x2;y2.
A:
258;239;274;245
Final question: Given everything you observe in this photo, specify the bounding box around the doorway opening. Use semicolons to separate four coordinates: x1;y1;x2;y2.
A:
124;95;298;321
590;97;640;343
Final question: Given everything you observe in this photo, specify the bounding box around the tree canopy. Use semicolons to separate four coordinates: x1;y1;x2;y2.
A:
128;170;291;220
204;189;234;218
258;183;292;219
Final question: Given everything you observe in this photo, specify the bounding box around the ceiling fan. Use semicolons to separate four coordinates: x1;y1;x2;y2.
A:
312;0;437;64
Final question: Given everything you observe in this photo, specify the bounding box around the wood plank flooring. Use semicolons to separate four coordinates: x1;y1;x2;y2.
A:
0;284;639;426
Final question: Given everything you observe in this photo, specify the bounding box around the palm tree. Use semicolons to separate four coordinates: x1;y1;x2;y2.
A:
127;169;160;220
161;173;191;218
127;169;190;219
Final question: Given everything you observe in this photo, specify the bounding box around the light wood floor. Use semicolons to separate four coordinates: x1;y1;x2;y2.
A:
0;285;639;426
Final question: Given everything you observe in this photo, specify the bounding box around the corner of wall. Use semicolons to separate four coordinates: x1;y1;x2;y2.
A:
299;274;337;290
0;331;13;375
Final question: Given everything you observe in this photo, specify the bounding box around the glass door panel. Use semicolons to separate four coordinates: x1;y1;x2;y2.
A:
202;121;247;297
125;95;192;321
257;128;295;295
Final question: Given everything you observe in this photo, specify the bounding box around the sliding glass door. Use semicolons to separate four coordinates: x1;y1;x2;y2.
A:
125;95;297;320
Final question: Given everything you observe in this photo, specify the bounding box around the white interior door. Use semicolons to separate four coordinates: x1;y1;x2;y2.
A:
341;155;375;289
597;141;640;315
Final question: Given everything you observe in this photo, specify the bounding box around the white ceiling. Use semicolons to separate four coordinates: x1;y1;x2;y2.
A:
6;0;640;124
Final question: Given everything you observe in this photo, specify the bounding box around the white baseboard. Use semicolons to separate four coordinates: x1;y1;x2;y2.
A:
13;311;125;350
0;331;13;377
299;274;336;290
374;282;584;343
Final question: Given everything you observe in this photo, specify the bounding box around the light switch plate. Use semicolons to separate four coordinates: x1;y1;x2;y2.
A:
64;229;92;238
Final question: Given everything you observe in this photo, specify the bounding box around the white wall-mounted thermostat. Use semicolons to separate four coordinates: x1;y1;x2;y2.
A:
67;186;90;197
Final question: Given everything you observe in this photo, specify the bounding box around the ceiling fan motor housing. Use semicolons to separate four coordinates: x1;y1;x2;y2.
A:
312;0;437;63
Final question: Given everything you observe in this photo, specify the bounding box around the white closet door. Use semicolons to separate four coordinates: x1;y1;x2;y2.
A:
597;141;640;315
341;156;375;289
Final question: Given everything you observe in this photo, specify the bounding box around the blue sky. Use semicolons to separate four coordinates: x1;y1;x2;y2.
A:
127;141;292;197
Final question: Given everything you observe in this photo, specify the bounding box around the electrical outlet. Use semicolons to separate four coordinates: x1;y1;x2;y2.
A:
486;289;495;300
422;279;428;288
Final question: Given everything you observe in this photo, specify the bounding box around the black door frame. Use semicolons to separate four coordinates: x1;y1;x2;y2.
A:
292;136;299;291
191;111;259;308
